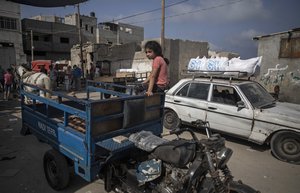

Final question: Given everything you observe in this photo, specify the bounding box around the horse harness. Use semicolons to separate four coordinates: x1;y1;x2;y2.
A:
23;71;44;84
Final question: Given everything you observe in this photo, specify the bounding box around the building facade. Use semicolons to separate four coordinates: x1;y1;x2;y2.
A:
0;0;26;68
22;18;79;61
97;22;144;45
65;12;97;43
253;28;300;104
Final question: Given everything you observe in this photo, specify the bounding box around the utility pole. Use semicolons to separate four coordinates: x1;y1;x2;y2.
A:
30;30;34;62
161;0;165;54
77;4;84;78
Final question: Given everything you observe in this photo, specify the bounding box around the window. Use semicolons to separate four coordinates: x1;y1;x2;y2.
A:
33;35;39;41
43;35;51;42
60;37;69;44
91;26;94;34
176;83;189;97
80;19;82;27
279;37;300;58
211;85;240;106
85;24;88;31
0;16;17;30
176;82;210;100
187;83;210;100
239;83;274;108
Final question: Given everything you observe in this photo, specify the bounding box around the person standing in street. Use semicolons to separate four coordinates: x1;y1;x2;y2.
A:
40;65;47;74
49;65;57;91
0;65;4;92
72;65;82;91
4;68;13;100
89;63;95;80
64;65;72;92
142;41;169;96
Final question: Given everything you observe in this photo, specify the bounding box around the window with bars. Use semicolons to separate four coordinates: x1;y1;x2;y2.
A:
0;16;17;30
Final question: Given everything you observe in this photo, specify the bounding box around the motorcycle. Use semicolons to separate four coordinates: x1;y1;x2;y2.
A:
103;120;259;193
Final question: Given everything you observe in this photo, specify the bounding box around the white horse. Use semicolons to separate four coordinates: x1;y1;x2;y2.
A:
13;65;51;99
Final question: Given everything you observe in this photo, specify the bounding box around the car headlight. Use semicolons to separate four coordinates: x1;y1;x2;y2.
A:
217;147;233;168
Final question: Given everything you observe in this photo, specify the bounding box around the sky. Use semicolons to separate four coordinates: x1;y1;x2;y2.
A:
21;0;300;59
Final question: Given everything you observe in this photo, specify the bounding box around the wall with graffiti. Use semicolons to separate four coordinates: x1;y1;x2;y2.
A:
259;63;300;103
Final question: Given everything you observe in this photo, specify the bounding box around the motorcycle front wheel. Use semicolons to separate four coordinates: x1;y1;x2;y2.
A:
198;179;259;193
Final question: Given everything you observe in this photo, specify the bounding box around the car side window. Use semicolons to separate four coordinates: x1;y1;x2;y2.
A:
175;83;190;97
211;85;241;106
187;83;210;100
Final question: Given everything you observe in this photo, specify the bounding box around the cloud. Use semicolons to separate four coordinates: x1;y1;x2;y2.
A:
227;29;262;46
168;0;270;23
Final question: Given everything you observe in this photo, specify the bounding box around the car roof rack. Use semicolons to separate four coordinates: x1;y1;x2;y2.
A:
181;70;251;82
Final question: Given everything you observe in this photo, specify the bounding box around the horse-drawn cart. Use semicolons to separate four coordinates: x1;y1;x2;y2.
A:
20;81;165;190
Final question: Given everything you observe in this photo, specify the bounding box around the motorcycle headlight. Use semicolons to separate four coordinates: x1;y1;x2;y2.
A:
216;147;233;168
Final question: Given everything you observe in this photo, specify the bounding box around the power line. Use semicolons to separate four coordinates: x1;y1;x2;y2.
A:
104;0;189;23
128;0;244;25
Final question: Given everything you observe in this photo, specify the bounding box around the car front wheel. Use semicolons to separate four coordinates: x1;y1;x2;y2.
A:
270;131;300;164
163;109;181;130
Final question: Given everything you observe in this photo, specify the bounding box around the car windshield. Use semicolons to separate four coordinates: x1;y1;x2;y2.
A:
238;82;275;108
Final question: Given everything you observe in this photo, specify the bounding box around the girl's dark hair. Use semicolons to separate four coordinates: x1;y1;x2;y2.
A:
144;40;169;65
145;41;162;56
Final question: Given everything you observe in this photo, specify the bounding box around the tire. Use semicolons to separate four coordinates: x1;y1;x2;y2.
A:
43;149;70;190
228;180;260;193
198;179;259;193
270;131;300;164
163;109;181;130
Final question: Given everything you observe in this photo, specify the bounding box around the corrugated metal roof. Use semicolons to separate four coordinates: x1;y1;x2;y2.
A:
253;28;300;40
7;0;88;7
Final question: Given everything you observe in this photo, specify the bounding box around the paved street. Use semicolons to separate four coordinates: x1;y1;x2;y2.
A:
0;97;299;193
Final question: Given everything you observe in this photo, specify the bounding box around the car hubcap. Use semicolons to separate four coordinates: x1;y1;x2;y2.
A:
282;139;299;155
166;113;174;124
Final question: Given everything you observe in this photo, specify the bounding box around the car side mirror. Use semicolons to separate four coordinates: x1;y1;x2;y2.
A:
237;101;245;111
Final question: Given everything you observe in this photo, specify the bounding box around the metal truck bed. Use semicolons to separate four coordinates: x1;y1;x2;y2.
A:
20;81;165;182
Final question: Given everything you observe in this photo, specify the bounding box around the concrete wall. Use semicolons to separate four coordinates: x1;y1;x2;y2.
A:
255;31;300;104
0;1;26;68
165;39;209;86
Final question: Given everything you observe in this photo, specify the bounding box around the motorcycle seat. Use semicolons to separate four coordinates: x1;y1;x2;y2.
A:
153;140;196;168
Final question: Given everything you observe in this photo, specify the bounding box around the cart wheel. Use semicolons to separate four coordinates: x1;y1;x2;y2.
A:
43;149;70;190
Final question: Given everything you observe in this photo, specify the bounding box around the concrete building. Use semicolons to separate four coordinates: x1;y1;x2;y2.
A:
65;12;97;43
253;28;300;104
0;0;26;68
22;18;79;61
97;22;144;45
30;15;64;23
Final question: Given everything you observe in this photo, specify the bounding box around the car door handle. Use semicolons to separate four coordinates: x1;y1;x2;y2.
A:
174;100;181;103
208;106;217;110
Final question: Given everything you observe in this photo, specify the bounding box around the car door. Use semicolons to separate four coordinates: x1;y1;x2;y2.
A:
171;81;210;123
206;84;253;138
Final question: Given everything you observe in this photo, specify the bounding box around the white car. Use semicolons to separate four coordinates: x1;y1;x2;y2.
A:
163;77;300;164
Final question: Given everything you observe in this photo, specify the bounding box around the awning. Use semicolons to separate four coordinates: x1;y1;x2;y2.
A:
7;0;88;7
